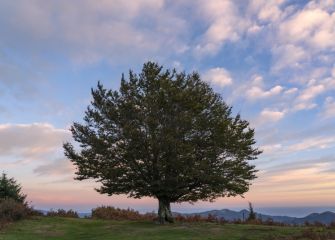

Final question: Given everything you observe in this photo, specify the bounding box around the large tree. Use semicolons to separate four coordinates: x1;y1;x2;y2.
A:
64;62;261;224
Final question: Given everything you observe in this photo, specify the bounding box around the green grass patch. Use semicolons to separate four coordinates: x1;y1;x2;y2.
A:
0;216;334;240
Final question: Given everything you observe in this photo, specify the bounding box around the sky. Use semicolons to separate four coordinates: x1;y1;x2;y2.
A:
0;0;335;217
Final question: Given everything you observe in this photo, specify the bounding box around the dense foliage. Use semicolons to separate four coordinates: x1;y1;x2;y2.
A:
64;62;261;223
0;173;26;203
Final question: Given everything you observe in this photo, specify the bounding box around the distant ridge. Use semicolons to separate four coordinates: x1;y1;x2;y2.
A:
181;209;335;225
39;208;335;224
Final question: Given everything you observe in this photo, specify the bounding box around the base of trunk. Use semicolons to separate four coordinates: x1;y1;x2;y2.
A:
158;199;174;224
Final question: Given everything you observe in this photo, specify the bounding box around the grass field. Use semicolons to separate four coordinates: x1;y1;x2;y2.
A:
0;217;334;240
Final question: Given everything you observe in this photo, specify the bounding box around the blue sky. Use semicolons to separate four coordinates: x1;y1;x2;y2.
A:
1;0;335;216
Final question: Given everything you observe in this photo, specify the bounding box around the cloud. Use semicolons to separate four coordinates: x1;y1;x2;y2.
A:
203;67;233;87
290;80;327;112
261;135;335;157
247;85;283;100
287;136;335;152
0;123;69;163
271;44;308;71
252;108;287;127
297;84;325;101
194;0;251;56
270;1;335;72
278;4;335;50
260;163;335;193
259;109;286;123
34;158;74;176
284;87;298;95
0;0;188;65
248;0;286;23
322;97;335;119
261;143;282;154
236;75;284;101
292;102;317;112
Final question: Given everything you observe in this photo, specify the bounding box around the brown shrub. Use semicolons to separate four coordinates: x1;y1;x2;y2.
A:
91;206;156;221
0;198;28;221
206;214;218;223
0;218;8;230
174;214;223;223
26;207;44;217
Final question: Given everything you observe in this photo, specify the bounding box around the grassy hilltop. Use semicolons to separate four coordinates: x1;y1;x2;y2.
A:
1;217;335;240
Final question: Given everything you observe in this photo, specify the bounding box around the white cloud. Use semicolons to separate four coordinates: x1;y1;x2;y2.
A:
203;67;233;87
236;75;284;101
322;97;335;119
246;85;283;100
271;44;308;71
270;1;335;72
0;123;69;157
248;0;286;23
292;102;317;112
0;0;188;65
287;136;335;152
260;109;286;123
34;158;74;176
258;134;335;159
261;143;282;154
297;84;325;101
247;24;263;34
284;88;298;95
0;123;70;167
332;67;335;78
194;0;251;56
279;5;335;50
287;81;326;112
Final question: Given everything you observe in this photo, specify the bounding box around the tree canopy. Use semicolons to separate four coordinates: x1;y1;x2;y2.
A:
64;62;261;223
0;173;26;203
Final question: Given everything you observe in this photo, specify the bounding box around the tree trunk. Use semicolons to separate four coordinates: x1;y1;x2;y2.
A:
158;198;174;224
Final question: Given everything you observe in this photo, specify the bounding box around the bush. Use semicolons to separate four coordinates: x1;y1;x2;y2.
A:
26;207;44;217
0;198;28;221
174;214;220;223
91;206;156;221
47;209;79;218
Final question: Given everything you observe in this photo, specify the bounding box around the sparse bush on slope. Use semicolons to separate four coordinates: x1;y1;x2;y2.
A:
91;206;156;221
0;173;41;229
47;209;79;218
0;173;29;227
0;198;28;221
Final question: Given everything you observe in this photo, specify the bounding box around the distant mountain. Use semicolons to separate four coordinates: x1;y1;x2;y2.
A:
78;212;91;218
181;209;335;225
38;208;335;224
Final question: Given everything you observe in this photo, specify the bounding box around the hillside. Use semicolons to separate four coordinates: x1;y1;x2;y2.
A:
186;209;335;225
1;217;335;240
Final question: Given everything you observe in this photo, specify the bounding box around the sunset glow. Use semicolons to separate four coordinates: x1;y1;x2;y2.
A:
1;0;335;217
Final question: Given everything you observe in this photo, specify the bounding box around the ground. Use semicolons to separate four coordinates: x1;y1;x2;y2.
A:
0;217;334;240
